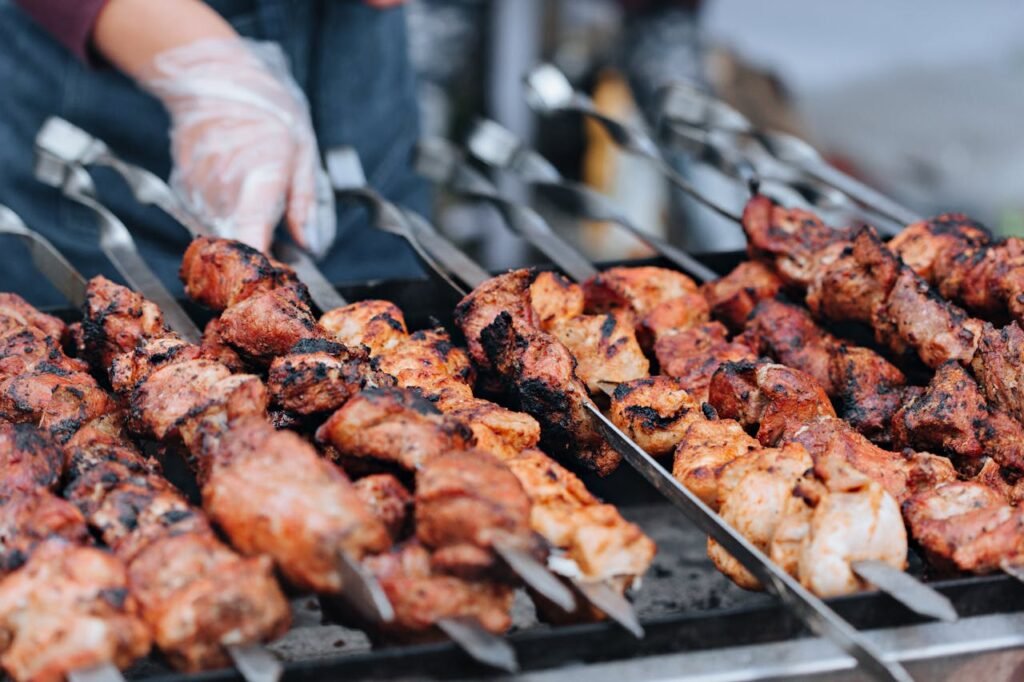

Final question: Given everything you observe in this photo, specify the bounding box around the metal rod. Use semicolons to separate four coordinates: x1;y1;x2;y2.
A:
493;537;576;612
851;560;957;623
226;643;284;682
465;118;720;283
436;617;519;673
335;548;395;624
0;204;88;308
273;241;349;313
574;579;645;639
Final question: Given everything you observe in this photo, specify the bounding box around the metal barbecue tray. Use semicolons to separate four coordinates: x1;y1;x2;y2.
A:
40;251;1024;681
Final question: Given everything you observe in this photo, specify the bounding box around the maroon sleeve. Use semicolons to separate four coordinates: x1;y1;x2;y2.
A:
14;0;110;63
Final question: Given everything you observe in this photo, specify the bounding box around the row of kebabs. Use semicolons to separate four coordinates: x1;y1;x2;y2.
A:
0;235;656;680
3;191;1024;679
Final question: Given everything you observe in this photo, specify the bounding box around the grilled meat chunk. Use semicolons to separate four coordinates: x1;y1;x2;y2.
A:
0;293;66;340
530;271;585;329
435;395;541;457
892;362;1024;473
81;276;169;368
889;215;992;282
197;416;392;592
374;329;476;400
0;540;151;682
806;227;900;326
672;419;760;510
316;387;473;470
609;376;702;457
217;285;324;361
0;325;88;378
0;370;116;441
0;490;91;578
583;266;698;317
707;443;812;589
180;236;302;311
320;300;409;355
267;339;393;415
547;312;649;393
109;337;204;395
903;482;1024;574
708;361;835;446
454;269;541;372
971;321;1024;425
363;542;513;639
654;322;757;402
701;261;783;331
0;422;66;494
354;474;413;542
199;317;248;372
416;449;535;579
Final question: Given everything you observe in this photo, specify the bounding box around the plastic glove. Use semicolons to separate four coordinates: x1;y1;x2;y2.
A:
140;38;335;257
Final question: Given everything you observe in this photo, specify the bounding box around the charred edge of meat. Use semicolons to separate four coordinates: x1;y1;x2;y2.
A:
360;386;444;417
287;337;349;356
623;405;693;430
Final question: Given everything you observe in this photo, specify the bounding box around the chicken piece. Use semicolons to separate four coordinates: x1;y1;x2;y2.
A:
416;449;536;579
530;271;586;329
503;448;655;582
180;236;302;310
0;370;115;442
0;293;66;340
0;490;91;579
108;337;203;394
478;312;620;475
903;482;1024;574
786;417;956;504
701;261;783;332
0;540;151;682
828;345;913;446
267;338;393;415
971;321;1024;425
708;361;835;447
316;387;473;470
889;215;991;282
742;299;836;395
0;422;65;495
637;293;711;344
806;227;901;326
354;474;413;542
363;542;513;639
454;269;542;371
374;328;476;400
435;395;541;455
547;312;650;393
873;268;983;368
793;472;907;597
320;300;409;356
583;266;698;317
672;419;760;510
741;194;851;289
81;276;168;368
197;416;392;592
654;322;757;402
892;362;1024;473
707;443;812;589
199;317;248;372
608;376;701;457
0;325;89;379
128;359;265;441
217;285;325;361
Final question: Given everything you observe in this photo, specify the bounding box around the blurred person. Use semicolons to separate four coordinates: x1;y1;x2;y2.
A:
1;0;425;305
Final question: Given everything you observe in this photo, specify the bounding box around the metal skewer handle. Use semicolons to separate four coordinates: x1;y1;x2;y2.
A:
0;204;88;308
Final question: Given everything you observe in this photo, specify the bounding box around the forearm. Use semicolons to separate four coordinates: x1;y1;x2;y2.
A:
92;0;237;77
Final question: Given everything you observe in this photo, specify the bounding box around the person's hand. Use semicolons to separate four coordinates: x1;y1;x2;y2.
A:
138;38;335;256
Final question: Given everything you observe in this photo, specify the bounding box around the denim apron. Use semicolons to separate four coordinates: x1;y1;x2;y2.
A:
0;0;426;307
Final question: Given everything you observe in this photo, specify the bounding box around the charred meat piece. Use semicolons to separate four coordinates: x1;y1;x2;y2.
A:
637;292;711;346
354;474;413;542
435;395;541;457
0;324;87;378
889;215;991;282
180;236;302;311
199;317;248;373
267;339;393;415
0;490;91;578
81;276;169;368
0;369;116;442
708;361;835;446
530;271;586;330
742;299;837;395
971;321;1024;425
454;269;541;372
416;449;536;579
583;266;698;317
547;312;649;393
216;285;324;362
316;387;473;470
374;328;476;400
108;337;204;395
903;482;1024;574
806;227;901;326
672;419;760;510
478;312;620;475
892;362;1024;474
320;300;409;356
363;542;513;640
197;416;392;593
786;417;956;504
0;540;151;682
701;261;783;332
654;322;757;403
609;376;702;457
0;293;67;340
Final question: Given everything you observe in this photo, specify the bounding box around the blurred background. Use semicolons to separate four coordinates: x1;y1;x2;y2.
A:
407;0;1024;269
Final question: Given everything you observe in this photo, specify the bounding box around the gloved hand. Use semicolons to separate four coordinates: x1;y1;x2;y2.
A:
140;38;335;257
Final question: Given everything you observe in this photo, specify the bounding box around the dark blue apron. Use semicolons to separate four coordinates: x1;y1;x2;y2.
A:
0;0;426;307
